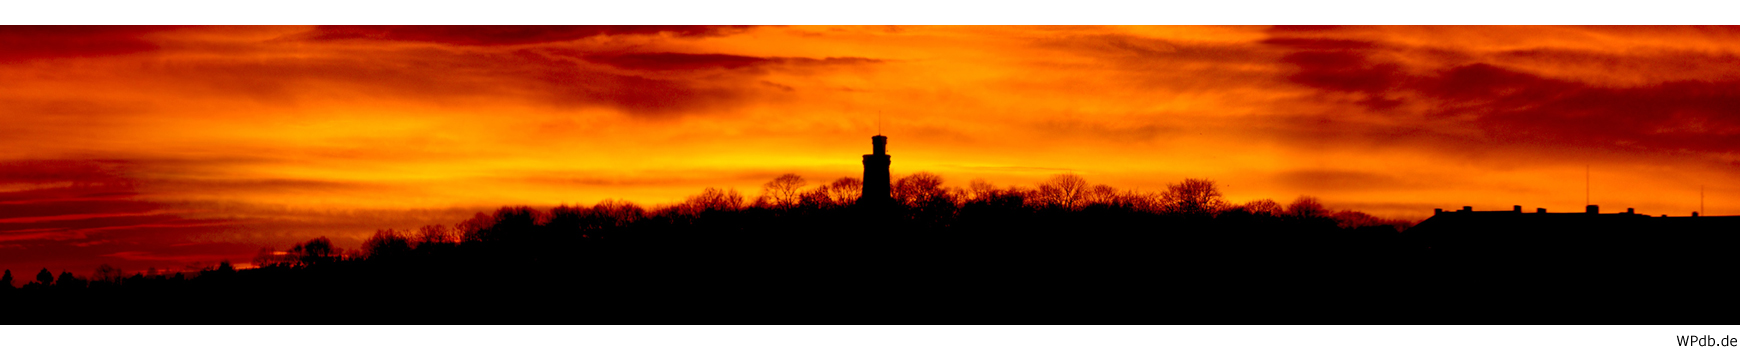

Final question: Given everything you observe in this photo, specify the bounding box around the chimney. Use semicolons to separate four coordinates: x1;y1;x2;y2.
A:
1434;208;1442;215
1693;211;1700;217
1462;206;1472;212
1627;208;1634;214
1513;205;1522;213
1536;208;1546;213
1586;205;1599;214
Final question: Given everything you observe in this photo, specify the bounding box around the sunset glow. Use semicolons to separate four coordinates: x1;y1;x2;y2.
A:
5;25;1740;277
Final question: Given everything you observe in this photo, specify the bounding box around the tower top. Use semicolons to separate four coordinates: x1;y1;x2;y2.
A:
871;135;887;155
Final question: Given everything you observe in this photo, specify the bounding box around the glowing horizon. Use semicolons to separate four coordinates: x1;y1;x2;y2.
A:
5;25;1740;279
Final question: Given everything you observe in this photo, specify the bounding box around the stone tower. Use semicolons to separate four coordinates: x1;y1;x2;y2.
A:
857;135;892;206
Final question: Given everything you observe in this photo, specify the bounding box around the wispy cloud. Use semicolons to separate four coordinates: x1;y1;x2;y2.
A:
5;25;1740;276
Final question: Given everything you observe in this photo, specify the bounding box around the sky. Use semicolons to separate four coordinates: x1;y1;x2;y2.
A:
4;25;1740;280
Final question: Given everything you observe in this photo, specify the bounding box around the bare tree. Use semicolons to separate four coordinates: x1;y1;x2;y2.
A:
1038;174;1089;210
1242;199;1284;216
93;264;124;283
798;188;833;208
296;237;336;266
252;247;283;268
1331;210;1381;228
761;173;807;209
456;212;497;243
968;179;998;201
823;177;862;206
945;187;970;207
1159;178;1227;216
1122;190;1159;211
1085;184;1120;206
593;199;645;226
893;172;946;206
416;224;453;245
363;229;413;259
1287;196;1328;218
686;187;744;212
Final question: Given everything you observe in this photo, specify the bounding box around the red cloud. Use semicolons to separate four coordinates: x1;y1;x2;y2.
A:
304;25;758;46
1266;38;1406;110
585;53;773;71
0;26;173;62
1267;29;1740;157
582;52;884;71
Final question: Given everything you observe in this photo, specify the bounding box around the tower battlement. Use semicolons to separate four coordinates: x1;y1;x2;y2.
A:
858;135;892;206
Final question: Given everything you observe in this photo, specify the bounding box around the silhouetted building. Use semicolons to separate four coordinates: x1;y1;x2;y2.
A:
858;135;893;206
1411;204;1740;257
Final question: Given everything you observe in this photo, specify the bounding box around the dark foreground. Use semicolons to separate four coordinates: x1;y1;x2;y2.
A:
5;205;1732;325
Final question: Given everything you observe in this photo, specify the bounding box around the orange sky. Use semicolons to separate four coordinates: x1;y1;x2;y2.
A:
5;25;1740;279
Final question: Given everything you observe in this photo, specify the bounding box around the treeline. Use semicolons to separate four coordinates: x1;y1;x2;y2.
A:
3;172;1468;324
3;173;1409;290
0;263;228;292
4;172;1724;324
253;172;1413;268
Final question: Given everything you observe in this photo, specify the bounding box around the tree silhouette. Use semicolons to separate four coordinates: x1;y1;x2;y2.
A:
1329;210;1410;231
892;172;946;206
823;177;862;206
1287;196;1328;218
363;229;413;259
209;260;236;278
416;224;455;246
0;165;1568;325
297;237;337;266
252;247;283;268
685;187;744;212
55;271;82;289
968;179;998;201
35;268;53;286
1159;178;1227;216
1038;174;1089;210
547;204;589;231
93;264;124;284
457;212;498;243
1;269;12;289
489;206;540;241
798;187;835;209
1084;184;1119;206
591;200;644;227
5;167;1712;325
761;173;807;209
1242;199;1284;216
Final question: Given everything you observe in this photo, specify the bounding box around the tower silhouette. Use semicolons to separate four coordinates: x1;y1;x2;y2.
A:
858;135;892;206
